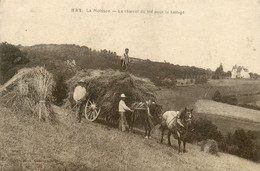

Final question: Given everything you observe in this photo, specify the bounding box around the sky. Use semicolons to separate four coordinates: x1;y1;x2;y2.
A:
0;0;259;73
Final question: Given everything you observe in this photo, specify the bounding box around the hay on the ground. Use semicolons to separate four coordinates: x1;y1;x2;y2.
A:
65;69;157;115
0;66;55;122
200;139;219;156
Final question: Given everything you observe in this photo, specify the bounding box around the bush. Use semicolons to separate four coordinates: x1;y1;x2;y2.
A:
52;74;68;106
212;91;222;102
221;95;238;105
0;42;29;84
238;104;260;111
212;91;238;105
193;118;223;142
195;77;208;84
159;78;176;88
221;129;260;162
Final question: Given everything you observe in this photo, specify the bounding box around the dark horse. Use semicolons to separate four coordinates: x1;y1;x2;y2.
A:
160;108;193;152
129;101;162;138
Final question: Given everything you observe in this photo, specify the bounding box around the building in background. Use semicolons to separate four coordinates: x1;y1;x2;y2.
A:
231;65;250;79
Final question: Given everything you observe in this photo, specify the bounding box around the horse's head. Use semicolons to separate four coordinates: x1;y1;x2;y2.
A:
182;107;194;128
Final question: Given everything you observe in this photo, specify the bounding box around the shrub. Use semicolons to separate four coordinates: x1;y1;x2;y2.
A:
221;95;238;105
0;42;28;84
212;91;238;105
193;118;223;142
159;78;176;88
238;104;260;111
195;77;208;84
221;129;260;162
212;90;222;102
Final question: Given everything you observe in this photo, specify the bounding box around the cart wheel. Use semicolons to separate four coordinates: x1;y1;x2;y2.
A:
85;99;101;121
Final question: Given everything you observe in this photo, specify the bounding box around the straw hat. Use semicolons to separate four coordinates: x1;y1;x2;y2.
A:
120;93;126;98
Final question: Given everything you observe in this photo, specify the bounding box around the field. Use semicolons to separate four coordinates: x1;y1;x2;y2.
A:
156;79;260;110
1;106;259;171
193;112;260;134
206;79;260;104
156;85;208;111
156;79;260;135
195;99;260;123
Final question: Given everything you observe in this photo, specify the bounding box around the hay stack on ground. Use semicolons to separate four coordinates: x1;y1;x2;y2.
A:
0;66;55;122
200;139;219;156
65;69;157;115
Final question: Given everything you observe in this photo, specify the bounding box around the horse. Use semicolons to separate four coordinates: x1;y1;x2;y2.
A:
129;101;162;138
160;107;194;153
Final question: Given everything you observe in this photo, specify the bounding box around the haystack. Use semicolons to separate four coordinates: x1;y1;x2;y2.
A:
0;66;55;122
65;69;157;115
200;139;219;156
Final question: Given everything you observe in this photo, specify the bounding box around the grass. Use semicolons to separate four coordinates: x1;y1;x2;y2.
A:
1;106;260;170
195;99;260;123
193;113;260;135
156;85;208;111
236;94;260;104
205;79;260;100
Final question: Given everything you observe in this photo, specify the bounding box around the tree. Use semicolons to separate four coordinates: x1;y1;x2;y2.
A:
233;129;254;159
193;118;223;142
212;90;222;102
213;63;224;79
0;42;28;84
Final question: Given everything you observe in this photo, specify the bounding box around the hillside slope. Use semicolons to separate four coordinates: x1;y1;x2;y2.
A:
18;44;210;84
0;107;259;171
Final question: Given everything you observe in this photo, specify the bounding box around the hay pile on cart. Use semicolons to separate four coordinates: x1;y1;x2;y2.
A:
0;66;56;122
64;69;157;125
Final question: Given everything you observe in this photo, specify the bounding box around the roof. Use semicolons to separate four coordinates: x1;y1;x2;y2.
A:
232;65;248;73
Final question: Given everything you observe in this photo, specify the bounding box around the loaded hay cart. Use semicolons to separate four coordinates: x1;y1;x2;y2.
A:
65;69;157;126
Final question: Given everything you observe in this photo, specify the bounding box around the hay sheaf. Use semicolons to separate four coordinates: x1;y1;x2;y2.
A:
0;66;56;122
200;139;219;156
66;69;158;115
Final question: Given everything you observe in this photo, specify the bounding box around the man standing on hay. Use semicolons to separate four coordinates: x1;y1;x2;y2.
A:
120;48;130;71
73;79;87;123
118;93;133;131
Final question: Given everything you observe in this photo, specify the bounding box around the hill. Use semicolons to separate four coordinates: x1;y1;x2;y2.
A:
18;44;210;86
0;106;259;170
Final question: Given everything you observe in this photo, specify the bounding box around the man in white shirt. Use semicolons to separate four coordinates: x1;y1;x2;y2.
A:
118;93;133;131
73;79;87;123
120;48;129;71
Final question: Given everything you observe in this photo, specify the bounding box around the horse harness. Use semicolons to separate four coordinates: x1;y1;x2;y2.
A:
166;114;187;135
